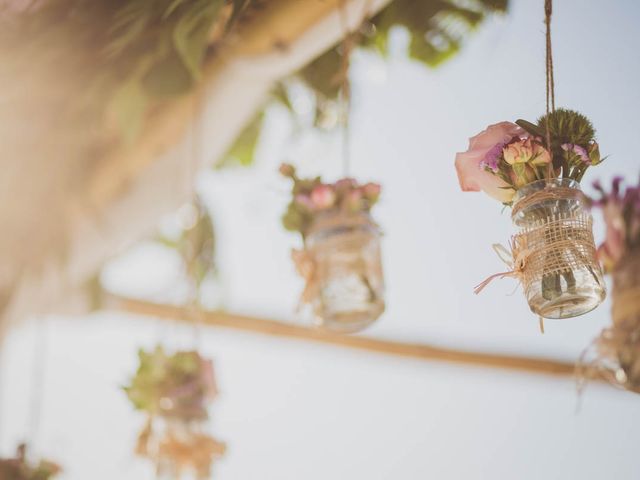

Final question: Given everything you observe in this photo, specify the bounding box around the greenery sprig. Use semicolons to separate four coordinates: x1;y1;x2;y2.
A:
0;445;61;480
516;108;603;182
124;346;217;421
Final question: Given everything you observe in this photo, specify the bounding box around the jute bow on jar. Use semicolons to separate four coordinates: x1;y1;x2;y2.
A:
474;236;530;295
291;248;318;308
474;236;545;333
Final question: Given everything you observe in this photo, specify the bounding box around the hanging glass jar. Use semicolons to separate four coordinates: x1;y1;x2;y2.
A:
605;251;640;391
303;211;385;333
511;178;605;319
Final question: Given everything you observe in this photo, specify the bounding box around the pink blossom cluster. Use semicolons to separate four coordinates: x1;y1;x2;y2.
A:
291;178;381;213
280;163;381;236
592;177;640;271
455;122;552;204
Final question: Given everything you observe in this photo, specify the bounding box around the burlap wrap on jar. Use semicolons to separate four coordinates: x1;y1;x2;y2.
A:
511;179;605;319
293;211;385;333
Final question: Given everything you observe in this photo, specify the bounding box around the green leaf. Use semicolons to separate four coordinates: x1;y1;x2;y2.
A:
108;77;148;143
218;111;265;168
173;0;223;82
515;119;544;137
229;0;251;29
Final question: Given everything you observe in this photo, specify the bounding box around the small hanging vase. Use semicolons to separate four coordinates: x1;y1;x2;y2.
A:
599;252;640;391
511;178;605;319
298;211;385;333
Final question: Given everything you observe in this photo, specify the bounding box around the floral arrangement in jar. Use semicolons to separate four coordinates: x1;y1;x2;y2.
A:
0;444;61;480
124;346;226;479
580;177;640;392
456;109;606;320
280;163;385;333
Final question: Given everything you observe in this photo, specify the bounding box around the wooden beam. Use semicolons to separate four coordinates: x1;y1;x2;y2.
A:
108;295;580;379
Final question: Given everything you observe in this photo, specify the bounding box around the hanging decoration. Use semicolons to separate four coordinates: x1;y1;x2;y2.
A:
579;177;640;392
124;347;226;479
0;444;61;480
456;0;606;321
280;164;385;333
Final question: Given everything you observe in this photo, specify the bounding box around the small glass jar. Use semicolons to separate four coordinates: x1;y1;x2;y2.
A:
305;211;385;333
511;178;605;319
610;252;640;392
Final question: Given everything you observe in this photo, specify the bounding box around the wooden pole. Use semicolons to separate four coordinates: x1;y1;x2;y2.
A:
108;295;580;379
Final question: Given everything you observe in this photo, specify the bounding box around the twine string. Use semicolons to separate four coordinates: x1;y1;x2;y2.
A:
337;0;353;178
336;0;374;177
544;0;555;176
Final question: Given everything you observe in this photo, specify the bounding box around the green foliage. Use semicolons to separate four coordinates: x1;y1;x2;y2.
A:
270;0;508;137
0;446;61;480
158;200;216;291
368;0;502;67
6;0;245;143
104;0;225;139
124;346;211;419
517;108;602;181
536;108;595;147
218;111;265;168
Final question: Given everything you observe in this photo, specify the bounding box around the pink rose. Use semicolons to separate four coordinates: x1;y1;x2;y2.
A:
503;138;550;166
310;185;336;209
455;122;524;203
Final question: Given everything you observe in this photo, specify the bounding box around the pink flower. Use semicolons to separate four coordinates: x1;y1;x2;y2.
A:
200;359;219;402
344;189;364;212
362;182;381;203
599;201;627;270
334;178;357;192
503;138;551;166
294;194;315;211
455;122;524;203
279;163;296;178
310;185;336;209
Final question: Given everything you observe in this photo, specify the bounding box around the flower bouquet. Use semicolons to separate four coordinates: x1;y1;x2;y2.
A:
0;444;61;480
124;347;226;479
280;163;385;333
580;177;640;392
456;109;606;319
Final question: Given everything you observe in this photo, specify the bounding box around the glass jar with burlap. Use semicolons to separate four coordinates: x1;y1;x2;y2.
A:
300;211;385;333
596;251;640;392
511;178;605;319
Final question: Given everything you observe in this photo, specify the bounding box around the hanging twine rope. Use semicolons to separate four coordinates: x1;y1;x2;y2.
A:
544;0;555;177
335;0;374;177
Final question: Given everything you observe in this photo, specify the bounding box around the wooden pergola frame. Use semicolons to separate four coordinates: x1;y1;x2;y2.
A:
108;295;586;380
